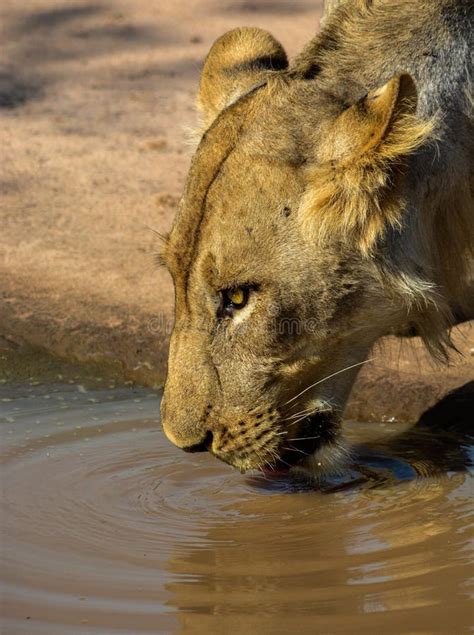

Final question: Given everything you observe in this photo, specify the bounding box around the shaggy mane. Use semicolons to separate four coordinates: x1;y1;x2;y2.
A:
301;111;436;255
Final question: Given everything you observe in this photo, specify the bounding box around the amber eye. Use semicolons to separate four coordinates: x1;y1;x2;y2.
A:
220;286;250;316
228;287;246;306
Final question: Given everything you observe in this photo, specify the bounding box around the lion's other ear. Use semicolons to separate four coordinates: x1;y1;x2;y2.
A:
305;74;434;254
323;74;419;161
197;27;288;128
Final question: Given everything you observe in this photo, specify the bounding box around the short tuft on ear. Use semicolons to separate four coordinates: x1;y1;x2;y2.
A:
302;74;436;255
197;27;288;129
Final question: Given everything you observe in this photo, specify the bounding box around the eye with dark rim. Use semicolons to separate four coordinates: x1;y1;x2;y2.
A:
218;286;251;318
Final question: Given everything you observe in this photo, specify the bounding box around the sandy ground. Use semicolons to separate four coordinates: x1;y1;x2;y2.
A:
1;0;472;422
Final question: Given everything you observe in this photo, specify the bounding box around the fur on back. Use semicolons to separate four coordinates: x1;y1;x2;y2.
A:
292;0;474;356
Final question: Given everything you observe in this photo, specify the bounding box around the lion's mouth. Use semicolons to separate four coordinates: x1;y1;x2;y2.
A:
264;410;339;474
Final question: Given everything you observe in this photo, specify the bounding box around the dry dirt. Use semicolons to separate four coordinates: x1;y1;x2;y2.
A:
1;0;473;422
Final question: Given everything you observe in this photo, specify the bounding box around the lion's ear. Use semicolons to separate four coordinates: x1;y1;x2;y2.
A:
325;74;419;161
197;27;288;128
304;74;435;254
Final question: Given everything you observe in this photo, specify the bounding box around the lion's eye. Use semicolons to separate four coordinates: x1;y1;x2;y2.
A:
228;287;246;306
220;286;250;316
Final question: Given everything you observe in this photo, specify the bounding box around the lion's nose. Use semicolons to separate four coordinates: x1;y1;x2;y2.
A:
182;430;213;453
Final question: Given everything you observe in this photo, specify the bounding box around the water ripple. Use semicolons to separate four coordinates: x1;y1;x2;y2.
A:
1;385;472;634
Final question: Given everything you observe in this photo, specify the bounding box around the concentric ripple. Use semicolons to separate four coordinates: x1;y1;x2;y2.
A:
1;384;472;634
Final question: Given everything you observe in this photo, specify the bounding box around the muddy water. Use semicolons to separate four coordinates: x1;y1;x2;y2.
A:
1;383;473;634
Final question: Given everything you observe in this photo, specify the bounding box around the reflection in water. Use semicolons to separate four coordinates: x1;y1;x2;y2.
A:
1;383;472;634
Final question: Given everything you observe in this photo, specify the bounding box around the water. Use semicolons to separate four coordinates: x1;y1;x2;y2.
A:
1;383;472;634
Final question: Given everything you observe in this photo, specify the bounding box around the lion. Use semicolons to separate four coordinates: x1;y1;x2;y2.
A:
160;0;473;480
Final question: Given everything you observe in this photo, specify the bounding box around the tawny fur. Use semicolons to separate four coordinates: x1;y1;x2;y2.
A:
301;106;437;254
160;0;473;478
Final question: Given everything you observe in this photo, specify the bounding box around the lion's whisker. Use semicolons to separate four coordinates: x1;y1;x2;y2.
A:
282;408;314;421
254;449;269;471
264;451;293;469
286;412;316;428
286;405;335;428
282;444;310;456
283;358;374;406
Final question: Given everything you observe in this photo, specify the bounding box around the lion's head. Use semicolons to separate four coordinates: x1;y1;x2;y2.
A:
160;27;436;478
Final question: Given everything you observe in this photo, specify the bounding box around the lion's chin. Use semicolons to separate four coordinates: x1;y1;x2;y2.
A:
263;411;350;480
288;441;351;481
215;412;348;477
260;441;350;481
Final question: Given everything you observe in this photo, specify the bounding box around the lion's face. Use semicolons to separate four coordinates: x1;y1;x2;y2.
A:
162;151;368;474
160;28;431;477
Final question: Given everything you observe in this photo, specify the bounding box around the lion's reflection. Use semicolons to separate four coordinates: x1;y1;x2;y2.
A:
163;384;472;634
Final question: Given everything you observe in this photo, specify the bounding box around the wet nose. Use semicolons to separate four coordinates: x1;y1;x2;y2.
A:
182;430;213;453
